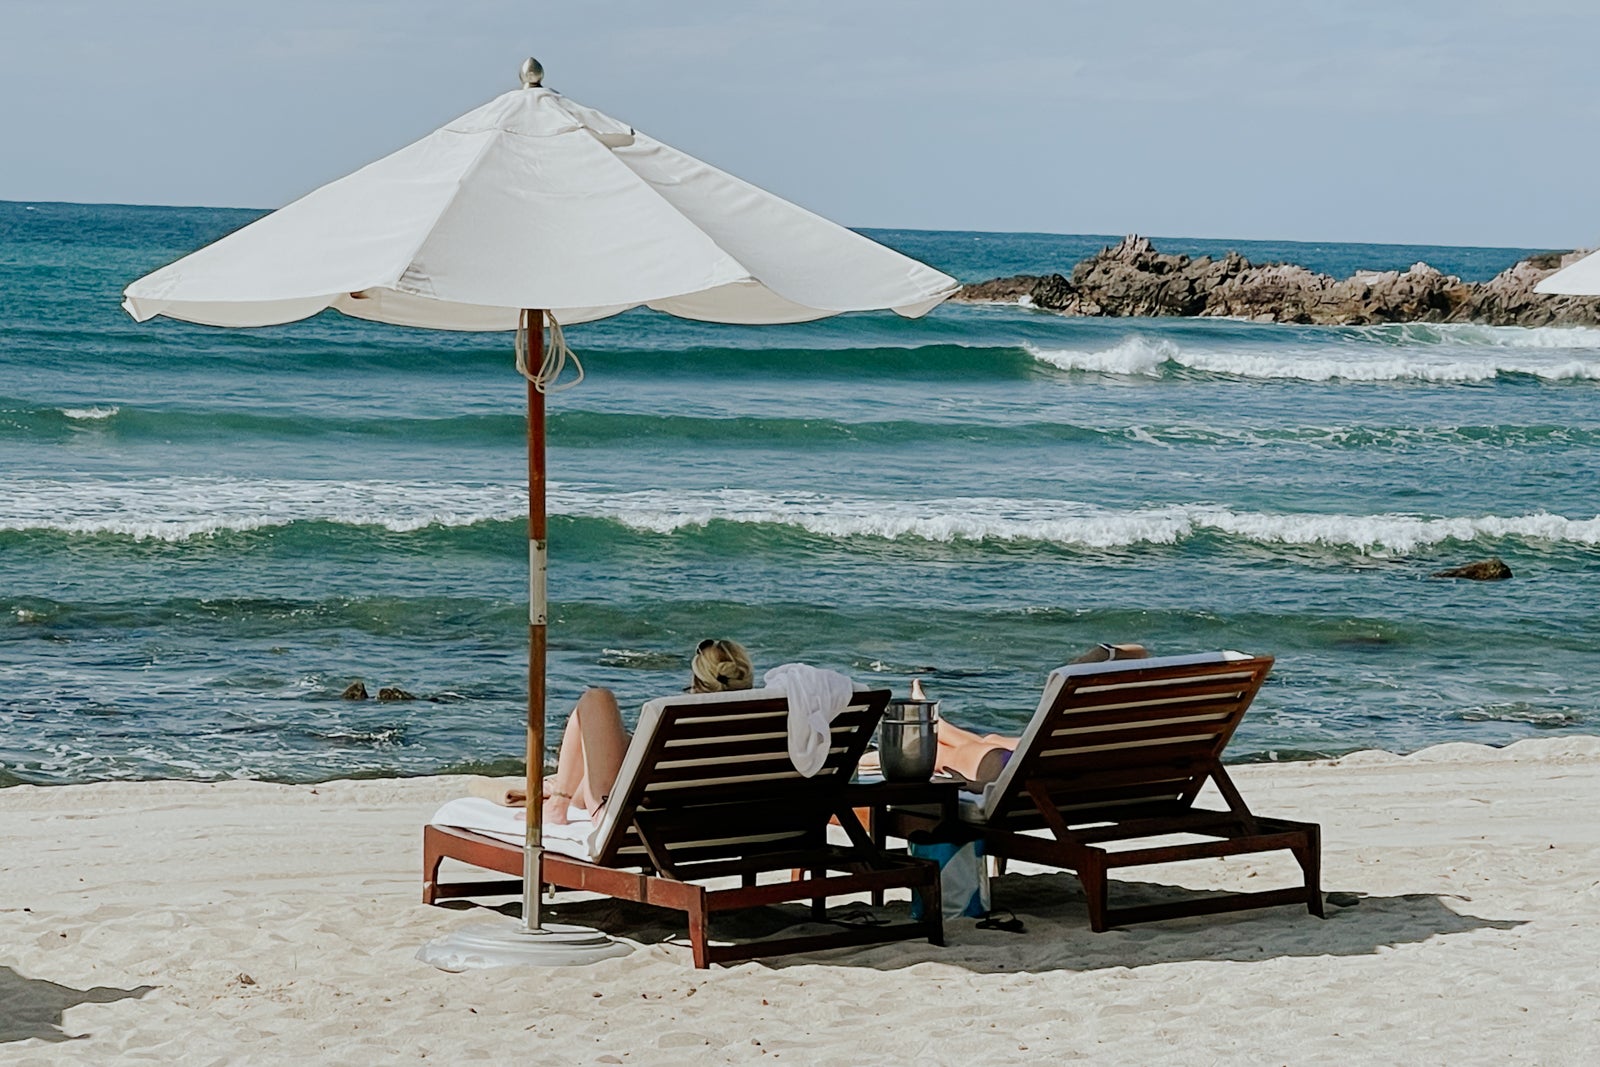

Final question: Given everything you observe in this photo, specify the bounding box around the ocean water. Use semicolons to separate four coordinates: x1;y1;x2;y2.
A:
2;200;1597;786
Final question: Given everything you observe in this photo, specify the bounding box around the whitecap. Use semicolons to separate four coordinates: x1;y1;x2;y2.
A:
0;476;525;541
1024;337;1600;383
3;477;1597;554
1348;322;1600;350
556;488;1600;554
61;405;120;420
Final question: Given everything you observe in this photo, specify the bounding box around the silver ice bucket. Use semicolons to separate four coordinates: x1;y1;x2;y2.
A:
879;697;939;781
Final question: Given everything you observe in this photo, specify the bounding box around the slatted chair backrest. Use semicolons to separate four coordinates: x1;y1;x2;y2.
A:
977;652;1274;828
587;686;890;871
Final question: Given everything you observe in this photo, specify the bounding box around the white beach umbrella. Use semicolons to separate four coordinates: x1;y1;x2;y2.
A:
1534;250;1600;295
123;65;953;329
123;58;958;967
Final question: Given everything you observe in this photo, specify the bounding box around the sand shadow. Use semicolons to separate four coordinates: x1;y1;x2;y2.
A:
872;870;1530;974
436;895;828;943
0;967;154;1045
433;872;1525;974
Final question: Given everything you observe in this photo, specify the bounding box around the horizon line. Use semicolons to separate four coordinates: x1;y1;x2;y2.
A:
0;197;1569;256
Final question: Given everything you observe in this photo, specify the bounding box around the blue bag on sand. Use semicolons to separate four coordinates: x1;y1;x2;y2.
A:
909;839;990;921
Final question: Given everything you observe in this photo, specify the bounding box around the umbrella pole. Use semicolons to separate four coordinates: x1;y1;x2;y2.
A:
414;309;630;969
525;307;548;932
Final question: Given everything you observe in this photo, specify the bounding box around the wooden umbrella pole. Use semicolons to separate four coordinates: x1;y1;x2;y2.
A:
523;308;548;932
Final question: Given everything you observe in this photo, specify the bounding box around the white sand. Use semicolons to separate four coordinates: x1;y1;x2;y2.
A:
4;736;1600;1065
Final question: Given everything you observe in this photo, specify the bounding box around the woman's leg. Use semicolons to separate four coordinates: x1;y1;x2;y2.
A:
546;702;589;825
573;687;629;814
546;687;629;824
935;719;1018;781
937;719;1019;751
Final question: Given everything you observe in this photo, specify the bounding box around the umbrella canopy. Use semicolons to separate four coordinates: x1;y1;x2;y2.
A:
123;61;956;953
124;81;957;329
1534;249;1600;295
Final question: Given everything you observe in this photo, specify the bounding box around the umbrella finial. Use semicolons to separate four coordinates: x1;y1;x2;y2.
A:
520;57;544;88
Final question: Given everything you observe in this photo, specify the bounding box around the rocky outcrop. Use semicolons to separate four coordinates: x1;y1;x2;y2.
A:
340;681;368;700
958;275;1038;303
957;237;1600;327
1431;558;1514;581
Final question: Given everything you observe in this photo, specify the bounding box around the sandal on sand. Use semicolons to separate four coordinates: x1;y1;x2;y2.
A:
975;910;1026;933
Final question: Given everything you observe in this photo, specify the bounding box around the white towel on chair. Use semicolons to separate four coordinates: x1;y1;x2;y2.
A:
430;796;599;861
763;662;854;777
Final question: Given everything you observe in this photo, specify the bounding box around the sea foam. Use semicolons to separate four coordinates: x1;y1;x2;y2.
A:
570;491;1600;554
0;477;523;541
6;477;1595;554
1025;333;1600;382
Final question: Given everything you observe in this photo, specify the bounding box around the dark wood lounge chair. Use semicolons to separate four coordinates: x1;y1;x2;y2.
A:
424;686;943;968
885;652;1323;931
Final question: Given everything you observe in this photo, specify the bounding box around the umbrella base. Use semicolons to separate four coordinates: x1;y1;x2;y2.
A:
416;921;632;971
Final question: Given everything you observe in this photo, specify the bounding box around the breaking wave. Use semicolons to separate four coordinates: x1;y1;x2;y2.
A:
1026;334;1600;382
2;477;1596;555
60;405;120;420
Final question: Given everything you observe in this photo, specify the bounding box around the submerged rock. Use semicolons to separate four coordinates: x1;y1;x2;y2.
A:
959;274;1041;304
340;681;368;700
1431;558;1513;581
955;236;1600;327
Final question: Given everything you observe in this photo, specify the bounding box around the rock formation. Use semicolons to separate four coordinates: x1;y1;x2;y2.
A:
957;236;1600;327
1431;558;1514;581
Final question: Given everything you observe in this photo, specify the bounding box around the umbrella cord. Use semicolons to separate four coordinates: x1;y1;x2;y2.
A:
515;310;586;393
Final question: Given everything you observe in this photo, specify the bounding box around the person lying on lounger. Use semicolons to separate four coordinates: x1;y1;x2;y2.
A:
543;638;755;825
933;642;1149;787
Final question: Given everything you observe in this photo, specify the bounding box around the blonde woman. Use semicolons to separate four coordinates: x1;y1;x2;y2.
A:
544;639;754;825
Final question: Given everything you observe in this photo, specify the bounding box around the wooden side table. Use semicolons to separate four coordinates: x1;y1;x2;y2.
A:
840;777;964;904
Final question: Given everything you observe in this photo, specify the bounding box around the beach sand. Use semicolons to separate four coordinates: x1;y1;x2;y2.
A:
4;737;1599;1064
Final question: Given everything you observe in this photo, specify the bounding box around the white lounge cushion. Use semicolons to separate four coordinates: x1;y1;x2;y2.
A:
430;796;599;861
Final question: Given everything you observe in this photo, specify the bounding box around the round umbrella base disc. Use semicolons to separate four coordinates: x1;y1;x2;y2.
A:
417;921;633;971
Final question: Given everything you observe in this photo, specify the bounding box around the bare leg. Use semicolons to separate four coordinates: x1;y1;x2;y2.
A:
547;687;630;824
546;704;588;825
935;720;1018;781
937;719;1019;751
573;687;628;814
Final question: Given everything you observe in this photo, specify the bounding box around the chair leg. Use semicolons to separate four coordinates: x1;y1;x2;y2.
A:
810;868;826;921
1079;851;1109;932
1298;825;1325;918
688;889;711;969
422;828;443;905
925;868;945;947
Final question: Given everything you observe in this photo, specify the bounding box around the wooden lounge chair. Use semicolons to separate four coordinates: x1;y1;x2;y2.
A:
424;686;943;968
885;652;1323;931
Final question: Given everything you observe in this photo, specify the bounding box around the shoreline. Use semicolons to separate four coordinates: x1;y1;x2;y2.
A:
1;730;1587;791
5;735;1599;1061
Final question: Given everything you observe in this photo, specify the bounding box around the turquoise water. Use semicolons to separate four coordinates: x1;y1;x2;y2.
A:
2;200;1597;786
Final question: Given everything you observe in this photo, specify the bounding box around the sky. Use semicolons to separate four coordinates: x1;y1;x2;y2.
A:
3;0;1598;248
